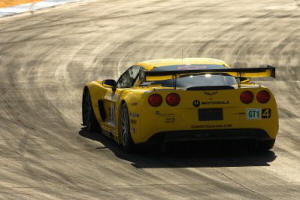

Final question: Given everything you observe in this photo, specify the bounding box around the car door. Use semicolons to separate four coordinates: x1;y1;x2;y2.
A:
102;66;141;133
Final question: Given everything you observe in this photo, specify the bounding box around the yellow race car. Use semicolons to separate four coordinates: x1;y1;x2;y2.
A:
82;58;278;152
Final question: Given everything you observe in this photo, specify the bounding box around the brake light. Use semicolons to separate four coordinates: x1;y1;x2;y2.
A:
240;91;253;104
148;94;162;107
256;90;270;103
166;93;180;106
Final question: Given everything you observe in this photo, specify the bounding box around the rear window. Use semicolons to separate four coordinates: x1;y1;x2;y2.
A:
144;65;237;89
147;74;237;88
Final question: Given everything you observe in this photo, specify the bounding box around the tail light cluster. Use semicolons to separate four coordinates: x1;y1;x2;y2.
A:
148;94;163;107
256;90;270;103
240;91;253;104
166;93;180;106
240;90;271;104
148;93;180;107
148;90;270;106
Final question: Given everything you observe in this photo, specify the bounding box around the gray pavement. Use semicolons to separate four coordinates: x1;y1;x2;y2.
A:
0;0;300;199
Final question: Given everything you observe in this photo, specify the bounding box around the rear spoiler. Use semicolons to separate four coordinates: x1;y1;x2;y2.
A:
139;65;275;88
141;65;275;78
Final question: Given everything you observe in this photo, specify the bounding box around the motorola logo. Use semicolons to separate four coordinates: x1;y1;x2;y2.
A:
193;100;200;107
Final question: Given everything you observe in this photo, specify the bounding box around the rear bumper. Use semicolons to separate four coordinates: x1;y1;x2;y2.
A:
146;128;272;144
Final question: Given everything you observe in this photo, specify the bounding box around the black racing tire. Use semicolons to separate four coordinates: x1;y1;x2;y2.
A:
120;103;135;153
82;88;100;132
256;139;275;152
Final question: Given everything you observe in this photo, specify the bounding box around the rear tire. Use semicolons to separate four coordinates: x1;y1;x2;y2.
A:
82;88;100;132
120;103;135;153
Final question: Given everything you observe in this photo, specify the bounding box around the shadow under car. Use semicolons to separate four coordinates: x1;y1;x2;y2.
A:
79;128;277;168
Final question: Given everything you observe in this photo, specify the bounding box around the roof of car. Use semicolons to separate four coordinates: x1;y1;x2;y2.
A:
135;58;230;71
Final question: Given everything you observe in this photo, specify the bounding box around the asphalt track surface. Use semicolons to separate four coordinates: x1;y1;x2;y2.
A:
0;0;300;199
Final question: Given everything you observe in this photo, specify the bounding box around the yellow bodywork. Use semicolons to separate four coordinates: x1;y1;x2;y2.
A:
85;58;279;144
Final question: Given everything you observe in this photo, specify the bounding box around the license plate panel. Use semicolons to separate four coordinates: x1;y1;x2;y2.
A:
198;108;223;121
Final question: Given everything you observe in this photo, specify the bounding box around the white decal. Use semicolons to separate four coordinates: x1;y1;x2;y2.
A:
247;108;261;120
110;104;115;125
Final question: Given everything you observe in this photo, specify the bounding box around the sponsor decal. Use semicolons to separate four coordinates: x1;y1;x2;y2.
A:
191;124;232;128
165;115;175;123
130;119;137;124
109;105;115;125
155;111;175;123
132;127;136;134
200;100;229;105
204;91;218;96
246;108;272;120
129;112;139;118
192;100;229;106
177;65;209;70
131;102;138;106
247;108;261;120
193;100;200;107
233;112;246;115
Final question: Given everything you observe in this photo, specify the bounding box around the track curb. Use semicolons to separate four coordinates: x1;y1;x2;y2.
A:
0;0;84;17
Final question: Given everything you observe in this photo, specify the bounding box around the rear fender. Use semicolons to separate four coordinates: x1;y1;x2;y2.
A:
117;89;148;144
85;81;108;124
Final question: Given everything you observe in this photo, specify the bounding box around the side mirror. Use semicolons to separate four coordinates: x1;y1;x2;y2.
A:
103;79;117;91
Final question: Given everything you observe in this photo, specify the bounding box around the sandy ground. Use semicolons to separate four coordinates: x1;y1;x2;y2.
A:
0;0;300;199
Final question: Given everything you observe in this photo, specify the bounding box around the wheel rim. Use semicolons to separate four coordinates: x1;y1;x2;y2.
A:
121;106;129;146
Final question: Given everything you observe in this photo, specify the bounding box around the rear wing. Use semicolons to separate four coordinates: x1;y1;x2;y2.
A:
142;65;275;78
139;65;275;88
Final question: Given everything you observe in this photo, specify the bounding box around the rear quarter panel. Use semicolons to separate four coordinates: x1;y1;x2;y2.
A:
118;88;149;143
85;81;108;125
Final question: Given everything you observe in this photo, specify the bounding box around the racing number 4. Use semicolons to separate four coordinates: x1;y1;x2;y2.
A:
262;108;271;118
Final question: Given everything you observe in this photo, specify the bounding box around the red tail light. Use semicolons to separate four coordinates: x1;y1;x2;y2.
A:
166;93;180;106
148;94;162;107
256;90;270;103
240;91;254;104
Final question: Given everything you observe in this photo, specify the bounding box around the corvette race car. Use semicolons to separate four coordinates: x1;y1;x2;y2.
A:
82;58;278;152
